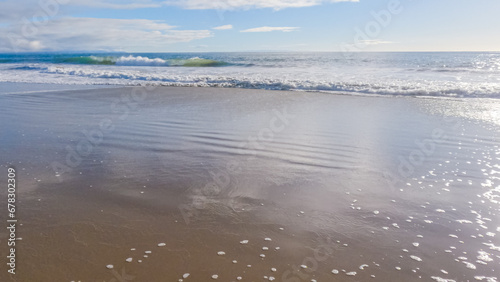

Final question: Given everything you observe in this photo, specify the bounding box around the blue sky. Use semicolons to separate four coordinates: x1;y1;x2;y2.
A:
1;0;499;52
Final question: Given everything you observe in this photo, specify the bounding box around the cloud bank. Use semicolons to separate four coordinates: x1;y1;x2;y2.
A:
0;0;355;52
164;0;358;10
1;17;212;52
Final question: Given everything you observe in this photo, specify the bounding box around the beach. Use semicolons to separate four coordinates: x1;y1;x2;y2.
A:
0;85;499;281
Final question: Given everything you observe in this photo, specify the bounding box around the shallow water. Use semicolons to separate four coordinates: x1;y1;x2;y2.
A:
0;86;499;281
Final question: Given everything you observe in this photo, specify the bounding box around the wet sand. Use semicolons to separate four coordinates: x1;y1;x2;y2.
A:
0;86;499;281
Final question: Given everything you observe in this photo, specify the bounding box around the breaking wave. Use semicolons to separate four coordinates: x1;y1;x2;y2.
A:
2;52;500;98
56;55;229;67
4;65;496;98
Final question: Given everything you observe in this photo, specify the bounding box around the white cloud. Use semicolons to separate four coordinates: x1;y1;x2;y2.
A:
0;0;42;22
240;26;299;33
164;0;358;10
70;0;163;9
189;44;209;49
213;24;233;30
358;40;395;46
0;0;163;24
0;0;358;21
0;17;212;52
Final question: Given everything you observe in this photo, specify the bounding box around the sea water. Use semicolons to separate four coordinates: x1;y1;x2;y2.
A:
0;52;499;98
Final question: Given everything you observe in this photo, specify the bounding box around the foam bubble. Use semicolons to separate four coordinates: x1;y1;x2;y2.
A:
431;277;456;282
410;255;423;262
346;272;357;276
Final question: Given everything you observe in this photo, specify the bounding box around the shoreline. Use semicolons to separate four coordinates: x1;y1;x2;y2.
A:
2;81;500;102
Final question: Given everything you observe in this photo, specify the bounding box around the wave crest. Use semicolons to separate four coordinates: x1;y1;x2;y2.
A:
116;55;166;66
59;56;115;65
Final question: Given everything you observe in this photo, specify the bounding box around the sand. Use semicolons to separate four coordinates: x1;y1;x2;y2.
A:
0;85;499;281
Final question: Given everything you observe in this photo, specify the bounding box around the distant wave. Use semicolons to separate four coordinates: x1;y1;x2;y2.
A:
10;65;45;70
116;55;228;67
56;55;229;67
58;56;115;65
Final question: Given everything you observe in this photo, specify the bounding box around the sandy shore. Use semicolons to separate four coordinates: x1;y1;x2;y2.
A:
1;85;499;281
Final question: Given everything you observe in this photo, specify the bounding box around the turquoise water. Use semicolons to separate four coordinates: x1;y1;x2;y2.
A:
1;52;499;97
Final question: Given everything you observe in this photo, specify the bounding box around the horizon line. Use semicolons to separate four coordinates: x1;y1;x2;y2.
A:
1;50;499;54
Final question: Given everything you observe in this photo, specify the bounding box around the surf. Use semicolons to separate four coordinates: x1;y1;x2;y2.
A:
55;55;229;67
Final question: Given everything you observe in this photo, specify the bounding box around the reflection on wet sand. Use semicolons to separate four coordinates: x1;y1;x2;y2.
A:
0;86;499;281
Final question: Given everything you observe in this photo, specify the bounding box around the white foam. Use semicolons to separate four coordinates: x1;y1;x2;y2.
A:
116;55;168;66
4;55;500;98
431;277;456;282
483;242;500;251
410;255;423;262
463;261;477;269
474;276;498;281
477;251;493;262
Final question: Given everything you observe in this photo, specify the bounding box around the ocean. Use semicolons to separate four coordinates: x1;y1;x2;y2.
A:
1;52;499;98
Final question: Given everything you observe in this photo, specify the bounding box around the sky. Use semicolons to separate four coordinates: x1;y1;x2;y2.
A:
0;0;499;52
